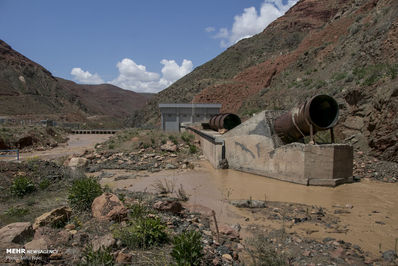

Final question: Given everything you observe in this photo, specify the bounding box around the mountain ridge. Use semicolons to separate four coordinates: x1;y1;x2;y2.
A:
0;39;152;124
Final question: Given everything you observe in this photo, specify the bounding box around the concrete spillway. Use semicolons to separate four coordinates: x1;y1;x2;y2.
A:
185;110;353;187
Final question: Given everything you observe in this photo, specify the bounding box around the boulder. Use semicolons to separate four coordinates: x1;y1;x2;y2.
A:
153;200;183;214
222;253;233;262
64;224;75;230
91;233;116;252
218;225;240;240
116;251;132;264
0;222;34;244
68;157;88;168
33;206;72;230
382;250;397;262
165;163;177;169
91;193;127;221
160;141;177;152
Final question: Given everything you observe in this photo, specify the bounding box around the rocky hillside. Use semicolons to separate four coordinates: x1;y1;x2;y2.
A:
135;0;398;162
57;78;150;119
0;40;151;122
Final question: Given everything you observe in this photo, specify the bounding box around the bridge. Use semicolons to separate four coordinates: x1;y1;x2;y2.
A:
71;129;119;134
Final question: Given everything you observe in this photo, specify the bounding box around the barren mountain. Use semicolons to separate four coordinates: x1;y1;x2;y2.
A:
0;40;151;123
134;0;398;162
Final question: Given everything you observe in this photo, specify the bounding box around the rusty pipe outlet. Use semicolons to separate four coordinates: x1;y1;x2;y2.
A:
209;113;241;131
273;95;339;144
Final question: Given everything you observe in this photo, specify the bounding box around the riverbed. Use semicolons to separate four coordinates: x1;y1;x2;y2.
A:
20;134;112;160
98;160;398;258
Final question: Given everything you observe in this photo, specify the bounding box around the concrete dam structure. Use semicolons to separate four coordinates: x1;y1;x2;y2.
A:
185;95;353;187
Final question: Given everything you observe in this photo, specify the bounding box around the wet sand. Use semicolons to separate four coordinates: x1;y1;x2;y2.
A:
99;160;398;258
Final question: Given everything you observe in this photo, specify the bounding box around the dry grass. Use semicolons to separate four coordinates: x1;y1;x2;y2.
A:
175;184;189;201
152;179;175;195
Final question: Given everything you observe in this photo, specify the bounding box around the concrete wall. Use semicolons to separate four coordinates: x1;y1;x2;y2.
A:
224;136;307;184
200;137;224;169
159;104;221;132
186;109;353;187
224;135;353;186
187;128;224;168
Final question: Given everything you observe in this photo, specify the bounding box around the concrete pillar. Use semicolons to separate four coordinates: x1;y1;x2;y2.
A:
160;113;164;131
177;108;180;132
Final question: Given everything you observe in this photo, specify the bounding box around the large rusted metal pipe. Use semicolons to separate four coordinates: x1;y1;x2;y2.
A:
209;113;241;131
273;95;339;144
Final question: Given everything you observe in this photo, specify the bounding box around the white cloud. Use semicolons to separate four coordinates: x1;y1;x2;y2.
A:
160;59;193;82
212;0;298;47
205;26;215;33
71;58;193;93
70;67;104;84
109;58;193;93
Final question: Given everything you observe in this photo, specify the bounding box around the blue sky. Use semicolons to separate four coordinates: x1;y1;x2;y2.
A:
0;0;297;93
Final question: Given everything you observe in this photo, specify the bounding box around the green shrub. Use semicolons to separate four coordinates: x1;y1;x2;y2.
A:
10;177;36;197
387;64;398;79
68;178;102;211
314;80;327;89
189;145;198;154
142;143;150;149
302;78;313;87
181;132;194;143
363;72;379;86
39;179;50;190
171;231;203;266
168;135;178;145
4;206;29;217
332;72;347;81
80;245;114;266
114;217;168;249
108;143;115;150
128;203;151;219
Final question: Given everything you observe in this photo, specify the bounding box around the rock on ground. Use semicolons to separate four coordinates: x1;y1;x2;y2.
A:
91;193;127;221
153;200;183;214
91;233;116;252
68;157;88;168
160;141;177;152
0;222;34;244
33;206;72;230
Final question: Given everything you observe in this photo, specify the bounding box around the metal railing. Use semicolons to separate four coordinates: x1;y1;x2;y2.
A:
0;149;19;160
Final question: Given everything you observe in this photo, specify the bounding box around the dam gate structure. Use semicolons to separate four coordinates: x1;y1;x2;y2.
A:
184;95;353;187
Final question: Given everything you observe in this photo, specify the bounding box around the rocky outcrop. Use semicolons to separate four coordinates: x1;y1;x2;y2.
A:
0;222;34;244
91;193;127;221
33;206;72;230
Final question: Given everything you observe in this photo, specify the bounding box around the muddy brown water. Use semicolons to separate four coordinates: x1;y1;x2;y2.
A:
99;160;398;258
20;134;112;160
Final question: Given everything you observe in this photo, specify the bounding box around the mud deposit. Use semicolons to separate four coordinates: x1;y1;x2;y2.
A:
96;160;398;260
20;134;112;160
